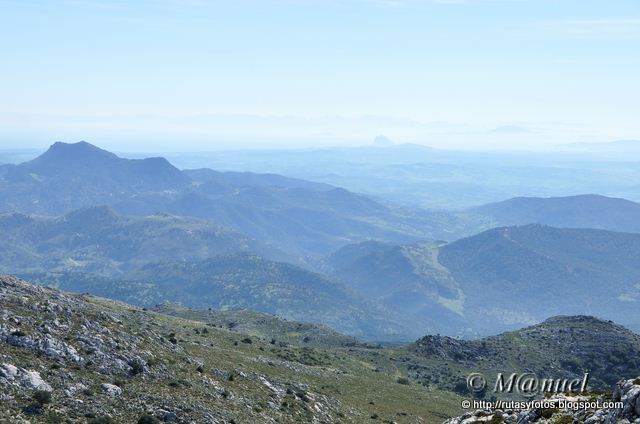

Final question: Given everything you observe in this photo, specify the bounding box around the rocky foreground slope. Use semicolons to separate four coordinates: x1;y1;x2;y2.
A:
0;275;459;423
444;377;640;424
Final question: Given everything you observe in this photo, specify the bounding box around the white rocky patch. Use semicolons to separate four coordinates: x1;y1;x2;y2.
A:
0;362;53;391
101;383;123;397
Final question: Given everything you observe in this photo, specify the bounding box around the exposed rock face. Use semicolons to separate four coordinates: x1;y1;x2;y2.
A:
444;377;640;424
101;383;123;397
0;363;52;391
2;331;83;363
612;379;640;422
0;276;146;377
415;335;494;361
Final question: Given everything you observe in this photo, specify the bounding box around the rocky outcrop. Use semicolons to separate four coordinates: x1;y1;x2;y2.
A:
0;275;149;377
100;383;123;397
444;377;640;424
1;330;83;363
0;363;52;391
0;274;427;423
415;335;495;361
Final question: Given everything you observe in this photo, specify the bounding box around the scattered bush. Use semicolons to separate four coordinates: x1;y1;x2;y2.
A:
22;402;43;416
137;414;160;424
168;379;191;388
453;380;468;394
128;359;146;376
396;377;410;385
33;390;52;405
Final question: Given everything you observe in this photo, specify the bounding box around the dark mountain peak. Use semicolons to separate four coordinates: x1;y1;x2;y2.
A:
50;140;106;152
8;142;190;197
32;141;121;169
31;143;185;180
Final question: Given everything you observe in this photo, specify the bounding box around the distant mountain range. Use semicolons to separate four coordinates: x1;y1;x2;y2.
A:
0;201;419;339
4;141;640;340
0;141;452;256
328;224;640;336
158;143;640;209
0;203;423;339
12;205;640;340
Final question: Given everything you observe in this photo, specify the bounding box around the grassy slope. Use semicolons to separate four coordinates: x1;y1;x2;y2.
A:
152;304;364;349
0;276;461;423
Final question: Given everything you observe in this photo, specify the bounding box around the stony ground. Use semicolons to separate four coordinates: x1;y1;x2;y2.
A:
0;275;460;423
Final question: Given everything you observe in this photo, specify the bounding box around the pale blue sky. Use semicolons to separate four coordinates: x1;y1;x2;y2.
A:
0;0;639;151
